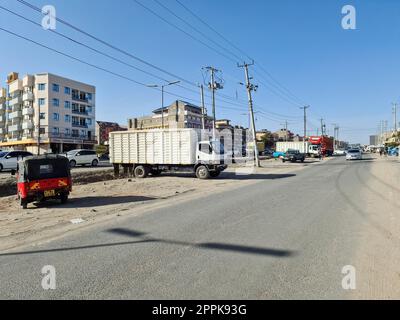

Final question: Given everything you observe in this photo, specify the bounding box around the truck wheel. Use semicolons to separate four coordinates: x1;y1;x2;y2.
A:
196;165;210;179
134;165;149;178
210;170;221;178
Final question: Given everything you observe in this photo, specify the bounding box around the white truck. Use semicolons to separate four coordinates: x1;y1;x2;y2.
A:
276;141;311;155
109;129;228;179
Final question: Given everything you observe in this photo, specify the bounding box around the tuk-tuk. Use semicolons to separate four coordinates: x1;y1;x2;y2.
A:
15;155;72;209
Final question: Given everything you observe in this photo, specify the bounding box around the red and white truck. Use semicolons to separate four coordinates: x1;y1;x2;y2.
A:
308;136;334;157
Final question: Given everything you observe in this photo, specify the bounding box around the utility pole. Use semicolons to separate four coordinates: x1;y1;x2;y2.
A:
320;118;325;136
204;66;223;136
199;84;206;130
300;106;310;153
392;103;398;132
238;61;260;167
281;121;289;142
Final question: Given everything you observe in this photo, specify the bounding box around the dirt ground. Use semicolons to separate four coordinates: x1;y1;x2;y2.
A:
350;156;400;299
0;159;318;252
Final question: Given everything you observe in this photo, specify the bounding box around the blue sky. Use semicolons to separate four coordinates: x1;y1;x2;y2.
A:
1;0;400;144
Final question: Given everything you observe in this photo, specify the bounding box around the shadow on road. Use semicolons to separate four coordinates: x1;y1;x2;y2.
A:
32;195;156;209
0;227;296;258
157;172;296;180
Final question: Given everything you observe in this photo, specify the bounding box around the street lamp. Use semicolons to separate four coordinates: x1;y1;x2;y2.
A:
147;81;181;129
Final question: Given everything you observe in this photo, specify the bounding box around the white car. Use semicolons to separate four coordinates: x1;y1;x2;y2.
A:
346;149;362;161
0;151;33;171
66;149;99;167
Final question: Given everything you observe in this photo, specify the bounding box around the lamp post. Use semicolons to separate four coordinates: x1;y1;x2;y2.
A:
147;81;180;129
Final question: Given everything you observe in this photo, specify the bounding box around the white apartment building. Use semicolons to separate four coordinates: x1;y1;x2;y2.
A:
0;88;6;142
0;72;96;154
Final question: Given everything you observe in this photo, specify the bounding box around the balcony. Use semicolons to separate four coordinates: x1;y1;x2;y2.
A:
72;109;89;116
72;95;88;103
22;121;34;130
9;110;22;119
72;122;88;128
9;96;22;106
22;107;34;116
23;92;34;101
8;124;22;132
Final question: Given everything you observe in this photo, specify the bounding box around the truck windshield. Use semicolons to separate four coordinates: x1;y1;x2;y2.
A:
211;142;224;155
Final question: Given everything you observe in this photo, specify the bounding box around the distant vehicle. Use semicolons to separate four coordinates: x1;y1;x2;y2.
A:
260;148;274;157
273;151;286;159
309;136;334;156
282;149;305;163
346;149;362;160
109;129;228;179
388;147;399;156
0;151;33;172
13;155;72;209
334;149;346;156
276;141;310;156
65;149;99;168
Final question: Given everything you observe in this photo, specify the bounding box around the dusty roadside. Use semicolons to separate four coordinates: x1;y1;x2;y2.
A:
0;159;324;252
350;155;400;299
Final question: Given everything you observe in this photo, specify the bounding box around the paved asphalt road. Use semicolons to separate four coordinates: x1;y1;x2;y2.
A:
0;156;377;299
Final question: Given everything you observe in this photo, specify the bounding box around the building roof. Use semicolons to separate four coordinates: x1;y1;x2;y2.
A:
152;100;201;114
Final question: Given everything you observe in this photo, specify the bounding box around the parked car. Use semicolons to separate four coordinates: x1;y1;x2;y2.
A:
0;151;33;172
346;149;362;160
65;149;99;167
14;155;72;209
282;149;305;163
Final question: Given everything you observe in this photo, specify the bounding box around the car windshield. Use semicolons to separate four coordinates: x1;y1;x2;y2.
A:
67;151;76;156
0;152;7;158
348;150;359;154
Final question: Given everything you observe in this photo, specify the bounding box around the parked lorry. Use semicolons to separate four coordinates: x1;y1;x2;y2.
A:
109;129;228;179
276;141;310;155
308;136;334;156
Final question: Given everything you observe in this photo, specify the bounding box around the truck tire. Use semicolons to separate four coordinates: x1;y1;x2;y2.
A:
134;165;149;178
196;165;210;179
20;198;28;209
60;193;68;204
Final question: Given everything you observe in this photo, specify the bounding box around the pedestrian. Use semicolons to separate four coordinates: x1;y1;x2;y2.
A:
379;149;383;157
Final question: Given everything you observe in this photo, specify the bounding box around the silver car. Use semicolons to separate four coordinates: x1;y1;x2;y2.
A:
346;149;362;161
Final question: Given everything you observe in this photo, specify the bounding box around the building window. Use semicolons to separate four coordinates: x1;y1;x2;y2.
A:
87;93;92;100
64;87;71;95
64;101;70;109
53;127;59;135
39;128;46;135
72;129;79;137
65;128;70;136
65;115;71;123
87;106;92;113
39;113;46;120
38;83;46;91
38;98;46;106
52;98;60;107
87;118;92;126
53;113;59;121
81;130;86;137
52;84;60;92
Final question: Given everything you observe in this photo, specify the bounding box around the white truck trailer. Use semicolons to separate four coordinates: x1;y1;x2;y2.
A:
276;141;311;155
109;129;228;179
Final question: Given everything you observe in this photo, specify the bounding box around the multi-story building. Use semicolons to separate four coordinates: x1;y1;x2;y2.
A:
128;100;213;130
95;121;127;146
0;72;96;154
0;88;6;143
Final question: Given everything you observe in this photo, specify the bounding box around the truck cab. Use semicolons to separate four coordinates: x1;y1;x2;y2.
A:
195;140;228;179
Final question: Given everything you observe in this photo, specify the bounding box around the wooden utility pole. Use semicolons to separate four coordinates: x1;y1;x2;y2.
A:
300;105;310;153
199;84;206;130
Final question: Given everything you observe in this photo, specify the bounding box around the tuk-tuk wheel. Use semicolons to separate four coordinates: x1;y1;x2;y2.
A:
60;194;69;204
20;199;28;209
